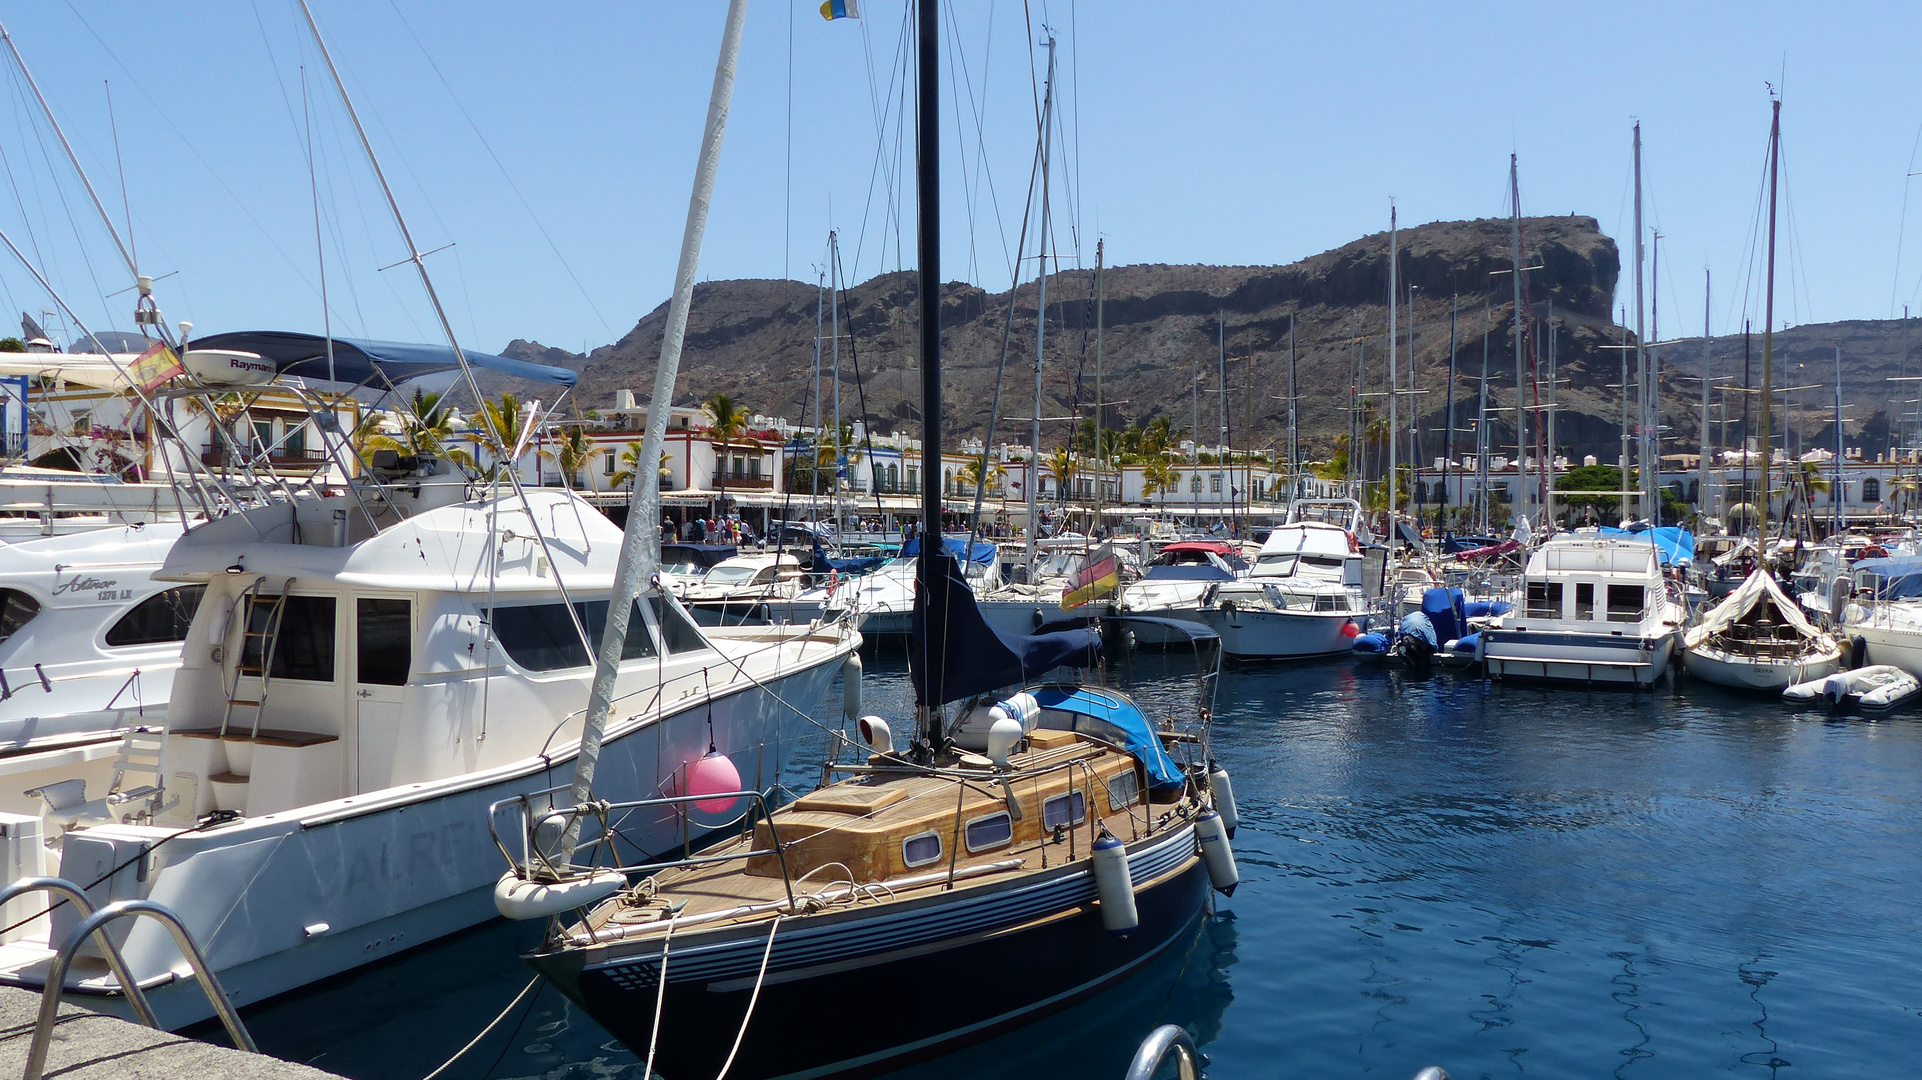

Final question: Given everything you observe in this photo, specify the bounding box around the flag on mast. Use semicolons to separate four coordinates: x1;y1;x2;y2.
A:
819;0;860;19
1061;543;1119;609
128;340;183;391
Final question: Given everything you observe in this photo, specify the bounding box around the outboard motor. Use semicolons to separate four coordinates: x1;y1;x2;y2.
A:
1397;610;1438;674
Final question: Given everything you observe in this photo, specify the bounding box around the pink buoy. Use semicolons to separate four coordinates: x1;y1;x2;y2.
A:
684;751;742;814
1341;621;1361;638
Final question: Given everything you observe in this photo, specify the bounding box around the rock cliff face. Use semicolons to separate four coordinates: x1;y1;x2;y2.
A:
499;215;1922;462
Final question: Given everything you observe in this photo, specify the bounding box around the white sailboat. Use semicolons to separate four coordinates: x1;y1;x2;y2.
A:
1683;569;1841;691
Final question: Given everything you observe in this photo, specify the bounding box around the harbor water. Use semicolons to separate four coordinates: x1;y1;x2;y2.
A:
241;651;1922;1079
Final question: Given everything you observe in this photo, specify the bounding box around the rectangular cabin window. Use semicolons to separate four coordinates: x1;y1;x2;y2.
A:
1524;581;1563;620
0;589;38;645
1043;790;1086;830
106;585;204;647
489;600;658;672
647;596;710;653
1606;584;1645;623
902;831;942;867
964;811;1014;852
1107;770;1140;812
243;594;336;682
1573;582;1595;621
356;598;413;686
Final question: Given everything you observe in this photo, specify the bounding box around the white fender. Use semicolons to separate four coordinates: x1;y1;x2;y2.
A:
1195;809;1239;896
841;653;863;722
1092;830;1138;935
493;869;625;921
1206;761;1238;838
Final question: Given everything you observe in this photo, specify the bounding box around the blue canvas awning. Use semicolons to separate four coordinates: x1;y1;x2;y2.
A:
901;536;997;566
185;331;579;387
1597;525;1695;566
1026;686;1183;789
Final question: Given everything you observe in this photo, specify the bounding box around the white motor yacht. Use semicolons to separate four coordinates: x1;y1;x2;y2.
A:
1115;541;1247;646
0;522;193;768
1200;516;1366;659
677;552;805;625
1481;533;1687;686
1839;555;1922;676
0;480;858;1027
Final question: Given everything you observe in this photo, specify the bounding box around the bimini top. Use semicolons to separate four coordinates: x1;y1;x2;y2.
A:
185;331;579;387
1025;685;1182;789
1596;524;1695;566
901;536;997;566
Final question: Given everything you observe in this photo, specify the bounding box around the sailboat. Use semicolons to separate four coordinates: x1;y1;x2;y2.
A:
492;7;1235;1077
1683;569;1841;691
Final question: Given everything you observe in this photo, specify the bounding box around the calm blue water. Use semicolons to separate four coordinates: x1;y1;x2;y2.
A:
241;654;1922;1079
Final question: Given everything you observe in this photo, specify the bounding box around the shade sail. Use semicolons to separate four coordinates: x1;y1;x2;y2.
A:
185;331;579;387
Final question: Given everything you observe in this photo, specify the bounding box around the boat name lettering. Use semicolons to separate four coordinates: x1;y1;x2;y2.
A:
52;574;121;597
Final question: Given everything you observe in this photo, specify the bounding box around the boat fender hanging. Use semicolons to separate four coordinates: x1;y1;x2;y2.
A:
682;752;743;814
841;653;864;722
1849;636;1867;670
492;868;625;921
1206;761;1239;838
1092;829;1138;936
1195;808;1239;896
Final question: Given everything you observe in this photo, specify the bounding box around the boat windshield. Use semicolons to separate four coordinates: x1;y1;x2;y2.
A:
705;564;763;586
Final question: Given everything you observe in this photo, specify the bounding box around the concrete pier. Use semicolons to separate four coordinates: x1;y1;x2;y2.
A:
0;986;341;1079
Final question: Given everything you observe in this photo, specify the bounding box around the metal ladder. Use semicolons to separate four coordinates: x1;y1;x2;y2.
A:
219;577;292;742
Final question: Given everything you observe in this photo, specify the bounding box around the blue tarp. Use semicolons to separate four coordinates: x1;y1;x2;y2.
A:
1597;525;1696;566
910;551;1097;705
811;541;886;575
1398;611;1438;648
1142;564;1236;582
1420;587;1467;643
185;331;578;387
1852;555;1922;580
901;536;997;566
661;543;737;569
1025;686;1183;789
1856;557;1922;600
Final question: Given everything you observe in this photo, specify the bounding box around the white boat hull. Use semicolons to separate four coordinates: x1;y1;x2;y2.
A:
1198;607;1354;660
0;633;854;1030
1683;644;1841;692
1484;630;1678;686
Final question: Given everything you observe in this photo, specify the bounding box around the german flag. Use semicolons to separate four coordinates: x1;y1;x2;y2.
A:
1061;543;1118;609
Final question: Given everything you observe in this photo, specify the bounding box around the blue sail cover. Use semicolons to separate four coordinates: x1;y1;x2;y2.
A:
1597;525;1695;566
911;551;1098;705
901;536;997;566
1026;686;1183;789
185;331;579;387
811;541;886;575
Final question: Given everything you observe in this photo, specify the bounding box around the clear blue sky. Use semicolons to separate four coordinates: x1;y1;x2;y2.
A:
1;2;1919;359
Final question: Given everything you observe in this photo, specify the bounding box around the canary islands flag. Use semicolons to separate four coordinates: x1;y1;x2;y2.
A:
128;341;183;391
820;0;860;20
1061;543;1119;609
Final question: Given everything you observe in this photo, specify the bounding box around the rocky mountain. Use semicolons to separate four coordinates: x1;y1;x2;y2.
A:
499;215;1922;463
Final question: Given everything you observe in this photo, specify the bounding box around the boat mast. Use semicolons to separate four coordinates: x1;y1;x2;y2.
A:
1508;158;1530;528
1700;270;1712;527
831;229;843;533
1388;205;1399;530
1478;300;1491;532
1544;296;1556;528
1029;35;1056;579
1093;239;1104;528
1651;230;1662;524
1218;308;1227;531
914;0;945;739
1443;296;1457;532
1835;346;1845;538
561;0;748;850
1760;97;1781;540
1632;123;1649;522
1287;316;1298;500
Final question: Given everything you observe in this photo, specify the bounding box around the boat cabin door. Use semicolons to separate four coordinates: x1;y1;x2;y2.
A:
352;597;412;793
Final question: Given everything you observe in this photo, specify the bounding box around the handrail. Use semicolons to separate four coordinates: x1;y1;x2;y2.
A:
1123;1025;1199;1080
0;877;157;1028
26;897;256;1080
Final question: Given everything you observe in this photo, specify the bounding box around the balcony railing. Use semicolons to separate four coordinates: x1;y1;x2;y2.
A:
202;447;329;470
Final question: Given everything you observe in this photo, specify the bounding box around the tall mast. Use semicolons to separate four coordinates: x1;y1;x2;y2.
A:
1835;346;1845;538
914;0;944;730
1742;323;1753;531
1632;123;1649;521
1444;296;1457;531
1760;98;1781;540
1192;359;1200;524
812;268;825;504
1287;317;1298;499
1478;301;1490;531
1619;310;1630;524
1388;205;1399;528
1093;239;1104;526
830;229;843;530
1508;157;1530;528
1650;229;1661;523
1700;270;1712;526
1029;35;1056;578
1544;296;1556;527
1218;308;1227;529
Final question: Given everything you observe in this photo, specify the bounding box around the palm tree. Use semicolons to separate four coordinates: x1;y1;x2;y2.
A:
959;454;1006;497
362;388;474;471
477;391;535;479
550;426;595;491
704;392;748;507
1044;447;1077;504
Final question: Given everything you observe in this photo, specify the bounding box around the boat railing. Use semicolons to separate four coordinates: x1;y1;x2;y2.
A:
488;784;799;909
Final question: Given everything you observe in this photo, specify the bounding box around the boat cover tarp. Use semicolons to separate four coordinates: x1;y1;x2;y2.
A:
184;331;579;387
1684;568;1819;648
1398;610;1438;648
1852;555;1922;596
901;536;997;566
911;551;1097;705
810;541;886;575
1142;564;1235;582
661;543;737;570
1025;685;1183;789
1420;587;1467;643
1597;524;1695;566
1711;539;1757;568
1103;614;1220;644
1442;535;1502;554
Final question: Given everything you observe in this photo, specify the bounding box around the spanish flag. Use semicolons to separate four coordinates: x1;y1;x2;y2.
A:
128;341;183;391
1061;543;1119;609
820;0;860;19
